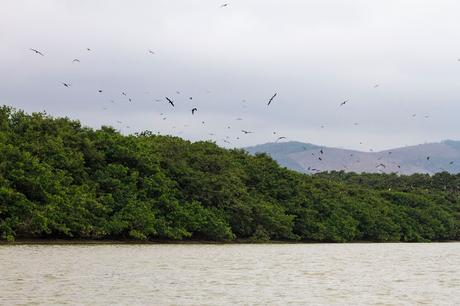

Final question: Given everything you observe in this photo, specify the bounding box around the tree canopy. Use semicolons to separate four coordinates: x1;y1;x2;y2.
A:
1;106;459;242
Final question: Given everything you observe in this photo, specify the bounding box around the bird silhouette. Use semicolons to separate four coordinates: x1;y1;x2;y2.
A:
148;50;155;54
241;130;253;134
62;82;71;87
276;136;287;142
30;49;44;56
165;97;175;107
267;93;278;106
221;3;228;7
192;108;197;115
72;59;80;62
340;100;348;106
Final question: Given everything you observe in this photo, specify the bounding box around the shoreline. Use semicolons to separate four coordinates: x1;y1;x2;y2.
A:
1;239;459;245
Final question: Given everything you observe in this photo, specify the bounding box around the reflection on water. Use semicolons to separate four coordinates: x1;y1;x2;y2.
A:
1;243;459;305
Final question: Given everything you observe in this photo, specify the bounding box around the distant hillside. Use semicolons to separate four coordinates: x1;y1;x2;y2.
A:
245;140;460;175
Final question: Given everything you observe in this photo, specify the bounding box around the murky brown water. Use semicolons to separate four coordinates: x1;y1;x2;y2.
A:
1;243;459;305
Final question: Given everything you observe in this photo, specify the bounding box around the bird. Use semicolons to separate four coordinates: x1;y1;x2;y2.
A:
320;149;324;154
318;157;322;161
374;84;379;88
376;163;386;168
449;161;454;165
427;156;430;160
29;48;44;56
267;93;278;106
221;3;228;7
165;97;175;107
241;130;253;134
276;136;287;142
191;108;197;115
122;92;127;96
128;98;132;103
236;118;243;121
86;48;91;51
98;89;103;93
62;82;71;87
148;50;155;54
72;59;80;62
339;100;348;106
189;97;193;100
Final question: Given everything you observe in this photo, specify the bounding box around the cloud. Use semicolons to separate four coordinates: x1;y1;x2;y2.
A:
1;0;460;150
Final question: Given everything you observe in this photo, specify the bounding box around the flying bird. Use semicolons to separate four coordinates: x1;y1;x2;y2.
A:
165;97;175;107
320;149;324;154
72;59;80;62
29;48;44;56
98;90;103;93
241;130;253;134
148;50;155;54
191;108;197;115
339;100;348;106
449;161;454;165
62;82;71;87
86;48;91;51
221;3;228;7
267;93;278;106
276;136;287;142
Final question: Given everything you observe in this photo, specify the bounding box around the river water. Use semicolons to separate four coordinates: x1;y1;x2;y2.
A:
1;243;459;305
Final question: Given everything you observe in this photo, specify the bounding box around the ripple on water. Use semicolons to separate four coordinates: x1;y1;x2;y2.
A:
0;243;459;305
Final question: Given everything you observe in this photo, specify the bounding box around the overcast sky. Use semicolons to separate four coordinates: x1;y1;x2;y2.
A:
2;0;460;151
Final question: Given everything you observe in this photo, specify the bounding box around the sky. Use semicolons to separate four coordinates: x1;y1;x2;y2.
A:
1;0;460;151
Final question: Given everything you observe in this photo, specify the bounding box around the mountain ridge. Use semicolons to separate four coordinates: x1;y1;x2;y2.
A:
245;140;460;175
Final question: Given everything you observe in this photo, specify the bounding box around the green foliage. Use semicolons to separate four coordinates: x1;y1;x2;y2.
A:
0;106;459;242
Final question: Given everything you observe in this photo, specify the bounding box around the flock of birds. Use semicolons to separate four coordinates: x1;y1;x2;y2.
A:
27;45;458;175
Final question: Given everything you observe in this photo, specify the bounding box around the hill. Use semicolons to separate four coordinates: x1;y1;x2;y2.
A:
246;141;460;175
1;106;459;242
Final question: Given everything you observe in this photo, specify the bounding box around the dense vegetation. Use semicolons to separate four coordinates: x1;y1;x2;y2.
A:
1;106;459;242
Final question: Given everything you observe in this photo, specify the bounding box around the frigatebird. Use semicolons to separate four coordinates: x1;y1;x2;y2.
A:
166;97;175;107
267;93;277;106
30;48;44;56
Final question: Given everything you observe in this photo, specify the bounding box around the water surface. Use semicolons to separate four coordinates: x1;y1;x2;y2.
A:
1;243;459;305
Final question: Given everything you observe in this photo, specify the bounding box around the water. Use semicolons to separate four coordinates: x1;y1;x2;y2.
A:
1;243;459;305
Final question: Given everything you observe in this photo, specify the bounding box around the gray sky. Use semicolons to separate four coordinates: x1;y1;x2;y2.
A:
2;0;460;151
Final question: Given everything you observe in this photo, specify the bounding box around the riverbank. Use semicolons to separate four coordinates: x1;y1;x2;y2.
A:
1;238;458;245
